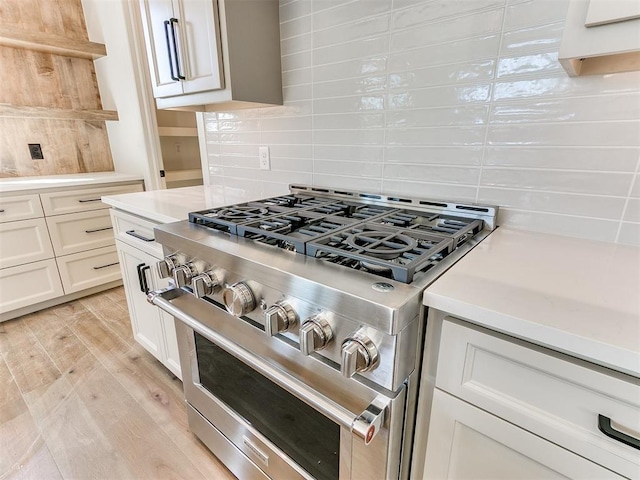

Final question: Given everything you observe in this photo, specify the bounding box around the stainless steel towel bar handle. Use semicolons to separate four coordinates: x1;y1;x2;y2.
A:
147;287;388;445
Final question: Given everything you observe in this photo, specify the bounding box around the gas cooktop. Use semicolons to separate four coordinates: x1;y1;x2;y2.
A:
189;185;491;283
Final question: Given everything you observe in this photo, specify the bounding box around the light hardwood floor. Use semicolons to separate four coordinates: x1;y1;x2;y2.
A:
0;287;235;480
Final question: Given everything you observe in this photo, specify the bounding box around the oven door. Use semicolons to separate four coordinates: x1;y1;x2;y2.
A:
150;288;408;480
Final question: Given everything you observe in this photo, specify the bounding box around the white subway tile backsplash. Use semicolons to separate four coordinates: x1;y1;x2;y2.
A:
500;22;564;55
389;61;496;90
389;34;501;71
314;57;389;83
313;36;389;66
314;159;383;178
313;174;382;192
313;0;391;30
313;15;390;49
314;145;384;162
484;147;640;172
280;16;312;40
382;180;478;202
392;0;505;30
314;112;385;130
388;84;492;109
386;106;488;127
496;52;563;78
313;76;387;99
386;126;486;146
384;146;484;166
314;129;385;145
478;187;626;219
618;222;640;246
490;93;640;123
487;122;640;147
202;0;640;246
383;164;481;185
504;0;569;30
496;209;619;243
480;168;633;196
281;33;312;56
624;199;640;223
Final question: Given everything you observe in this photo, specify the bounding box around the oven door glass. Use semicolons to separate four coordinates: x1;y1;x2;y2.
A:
195;333;340;480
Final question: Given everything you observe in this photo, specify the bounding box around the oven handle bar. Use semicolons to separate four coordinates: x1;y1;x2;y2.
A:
148;287;387;445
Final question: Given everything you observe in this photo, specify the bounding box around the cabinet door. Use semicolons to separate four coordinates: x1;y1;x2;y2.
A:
117;240;166;362
174;0;224;94
153;268;183;380
139;0;184;98
423;389;622;480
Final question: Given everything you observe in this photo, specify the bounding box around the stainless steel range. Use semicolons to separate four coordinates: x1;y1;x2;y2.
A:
147;185;497;480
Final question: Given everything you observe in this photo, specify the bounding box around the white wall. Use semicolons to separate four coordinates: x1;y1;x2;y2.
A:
202;0;640;245
82;0;164;190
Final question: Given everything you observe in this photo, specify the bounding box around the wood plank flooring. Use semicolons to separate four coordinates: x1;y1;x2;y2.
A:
0;287;235;480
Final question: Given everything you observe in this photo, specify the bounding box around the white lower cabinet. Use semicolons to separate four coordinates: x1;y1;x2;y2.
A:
0;259;64;313
416;314;640;480
424;390;622;480
115;218;181;380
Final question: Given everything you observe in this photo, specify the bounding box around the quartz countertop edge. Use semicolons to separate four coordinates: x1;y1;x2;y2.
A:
423;227;640;378
102;185;279;224
0;172;144;193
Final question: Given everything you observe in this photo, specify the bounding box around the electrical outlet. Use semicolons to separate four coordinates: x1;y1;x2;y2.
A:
28;143;44;160
259;146;270;170
175;143;181;153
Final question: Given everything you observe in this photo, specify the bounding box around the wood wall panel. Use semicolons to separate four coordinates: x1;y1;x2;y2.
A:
0;47;102;109
0;0;114;177
0;0;88;41
0;119;113;177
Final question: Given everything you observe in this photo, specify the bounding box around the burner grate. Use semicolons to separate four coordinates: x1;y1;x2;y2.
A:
235;204;395;253
307;224;454;283
371;210;484;247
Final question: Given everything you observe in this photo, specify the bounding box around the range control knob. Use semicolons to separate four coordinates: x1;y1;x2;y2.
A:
173;263;197;288
157;255;178;279
222;282;256;317
299;315;333;355
341;330;379;378
192;270;224;298
264;302;297;336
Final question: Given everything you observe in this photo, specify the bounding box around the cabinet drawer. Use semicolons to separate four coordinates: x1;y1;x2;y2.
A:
41;183;143;216
0;259;64;314
57;246;121;294
0;218;54;269
110;209;163;257
437;319;640;478
0;194;43;223
46;210;115;256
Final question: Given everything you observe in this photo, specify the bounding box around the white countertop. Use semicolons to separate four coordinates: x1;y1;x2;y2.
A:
424;227;640;377
0;172;144;193
102;185;274;224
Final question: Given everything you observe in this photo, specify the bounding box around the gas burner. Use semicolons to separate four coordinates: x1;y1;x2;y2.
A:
344;231;418;259
215;206;270;220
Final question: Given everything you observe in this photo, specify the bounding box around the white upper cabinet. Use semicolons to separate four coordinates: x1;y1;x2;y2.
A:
139;0;224;98
138;0;282;111
559;0;640;76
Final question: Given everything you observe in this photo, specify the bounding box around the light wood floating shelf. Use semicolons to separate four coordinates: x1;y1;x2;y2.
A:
157;126;198;137
0;25;107;60
0;105;118;121
165;169;202;182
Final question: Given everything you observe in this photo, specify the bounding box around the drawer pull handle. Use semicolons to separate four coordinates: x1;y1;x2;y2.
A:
93;262;119;270
78;198;102;203
598;415;640;450
0;209;4;213
85;226;113;234
126;230;155;242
